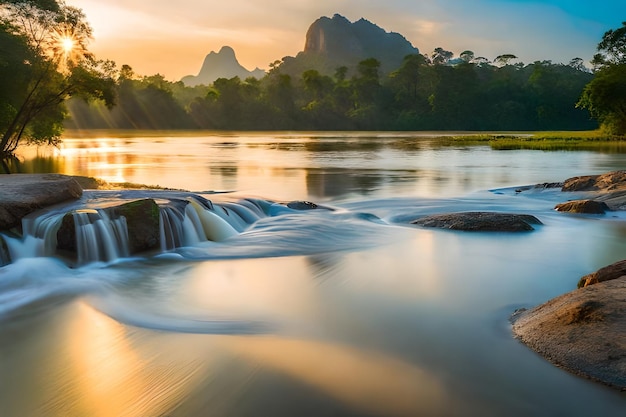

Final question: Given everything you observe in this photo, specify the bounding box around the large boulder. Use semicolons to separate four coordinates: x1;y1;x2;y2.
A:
0;174;83;230
56;199;161;258
411;212;542;232
577;259;626;288
512;277;626;390
554;199;610;214
108;199;160;253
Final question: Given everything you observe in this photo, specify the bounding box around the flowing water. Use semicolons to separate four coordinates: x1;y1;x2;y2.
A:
2;132;626;417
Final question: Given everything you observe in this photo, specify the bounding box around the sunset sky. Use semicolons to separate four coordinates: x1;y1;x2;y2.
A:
67;0;626;80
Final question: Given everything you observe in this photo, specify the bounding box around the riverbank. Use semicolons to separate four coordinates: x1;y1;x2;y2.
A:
437;130;626;151
512;170;626;391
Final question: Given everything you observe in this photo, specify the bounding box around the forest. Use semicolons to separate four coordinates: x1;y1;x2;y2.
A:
66;56;597;132
2;0;626;161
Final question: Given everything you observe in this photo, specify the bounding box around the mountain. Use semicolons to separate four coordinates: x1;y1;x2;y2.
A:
278;14;419;77
181;46;265;86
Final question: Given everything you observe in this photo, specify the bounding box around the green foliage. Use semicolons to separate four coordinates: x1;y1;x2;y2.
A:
593;21;626;68
0;0;115;157
68;55;597;132
577;23;626;135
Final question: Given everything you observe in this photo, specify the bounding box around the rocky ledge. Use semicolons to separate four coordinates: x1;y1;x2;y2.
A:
555;170;626;213
512;171;626;390
512;268;626;390
0;174;83;230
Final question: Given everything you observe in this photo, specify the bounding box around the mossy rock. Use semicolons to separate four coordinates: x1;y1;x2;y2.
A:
56;199;161;258
108;199;160;254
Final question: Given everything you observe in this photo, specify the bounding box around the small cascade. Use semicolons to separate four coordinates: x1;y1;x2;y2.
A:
187;199;239;241
159;206;185;251
4;212;65;260
72;210;130;264
0;192;272;268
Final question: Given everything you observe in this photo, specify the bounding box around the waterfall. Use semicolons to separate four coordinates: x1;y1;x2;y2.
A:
0;194;268;267
73;210;130;264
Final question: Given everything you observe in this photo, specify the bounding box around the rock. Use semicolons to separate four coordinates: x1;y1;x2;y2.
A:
56;199;161;257
577;259;626;288
559;171;626;211
554;199;610;214
279;14;419;77
511;277;626;390
56;212;77;253
562;171;626;192
287;201;319;210
0;235;10;266
0;174;83;230
411;212;542;232
108;199;160;254
181;46;265;87
285;201;333;211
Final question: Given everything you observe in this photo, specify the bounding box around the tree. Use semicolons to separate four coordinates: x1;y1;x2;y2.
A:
592;21;626;68
431;47;453;65
0;0;115;158
494;54;518;66
460;50;475;63
578;23;626;135
577;64;626;135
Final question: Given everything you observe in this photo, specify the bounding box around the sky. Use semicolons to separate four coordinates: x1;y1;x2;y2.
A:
66;0;626;81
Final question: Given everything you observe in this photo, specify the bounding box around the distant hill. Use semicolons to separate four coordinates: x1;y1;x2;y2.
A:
181;46;265;86
278;14;419;77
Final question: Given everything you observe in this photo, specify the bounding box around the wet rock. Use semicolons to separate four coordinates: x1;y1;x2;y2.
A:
286;201;333;211
0;174;83;230
411;212;542;232
108;199;160;254
56;213;77;253
512;277;626;390
56;199;160;256
554;199;610;214
0;235;10;266
577;259;626;288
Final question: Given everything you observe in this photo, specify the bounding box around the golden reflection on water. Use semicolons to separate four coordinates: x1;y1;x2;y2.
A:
43;302;212;417
220;335;445;417
2;298;444;417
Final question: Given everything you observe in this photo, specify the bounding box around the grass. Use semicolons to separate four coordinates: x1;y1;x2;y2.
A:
435;130;626;152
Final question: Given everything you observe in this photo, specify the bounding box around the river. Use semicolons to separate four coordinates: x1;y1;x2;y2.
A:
1;131;626;417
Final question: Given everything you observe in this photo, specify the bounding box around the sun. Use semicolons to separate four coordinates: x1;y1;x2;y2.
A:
61;36;74;54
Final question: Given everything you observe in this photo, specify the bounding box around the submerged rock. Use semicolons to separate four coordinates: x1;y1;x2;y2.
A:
512;277;626;390
554;199;610;214
577;259;626;288
286;201;333;211
0;174;82;230
411;212;542;232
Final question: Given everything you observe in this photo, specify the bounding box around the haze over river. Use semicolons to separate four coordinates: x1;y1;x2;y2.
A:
2;132;626;417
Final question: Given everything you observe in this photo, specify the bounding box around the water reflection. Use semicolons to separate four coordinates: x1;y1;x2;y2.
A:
221;335;445;417
11;133;626;201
